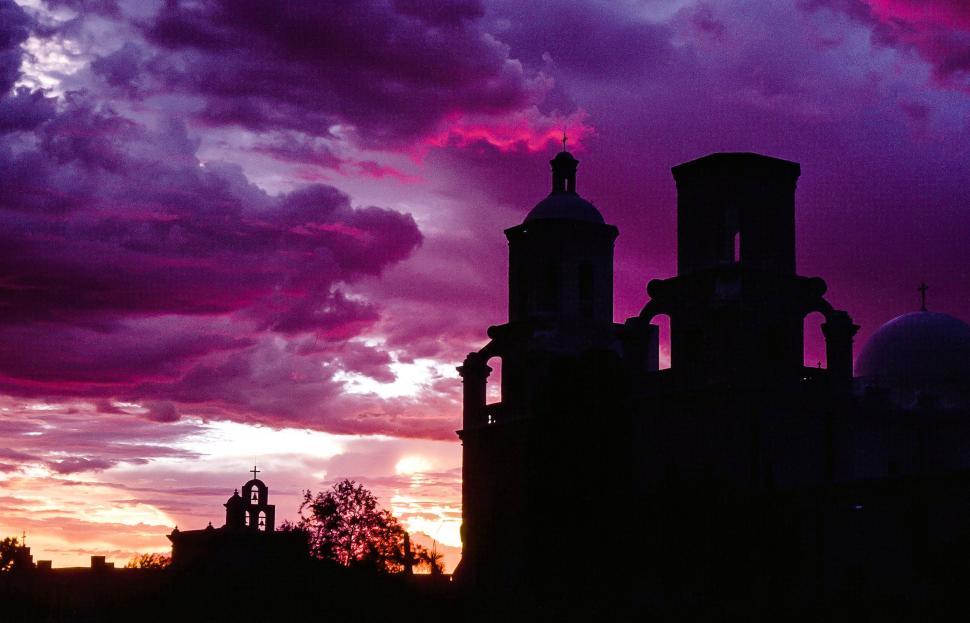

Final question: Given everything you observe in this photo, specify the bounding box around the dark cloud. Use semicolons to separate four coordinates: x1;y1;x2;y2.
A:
144;401;179;423
487;0;675;80
0;0;31;93
0;320;249;387
48;456;117;474
0;99;420;327
0;87;57;132
0;89;427;434
123;0;548;146
392;0;485;27
90;41;149;95
0;407;207;482
0;0;56;132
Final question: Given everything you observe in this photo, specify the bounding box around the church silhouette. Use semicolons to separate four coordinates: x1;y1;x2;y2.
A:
455;149;970;614
167;468;307;570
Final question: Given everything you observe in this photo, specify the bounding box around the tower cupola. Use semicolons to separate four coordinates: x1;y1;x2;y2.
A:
524;151;604;224
506;149;617;329
551;150;578;194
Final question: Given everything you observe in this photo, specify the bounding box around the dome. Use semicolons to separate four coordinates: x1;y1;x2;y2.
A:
525;192;604;224
856;311;970;387
225;489;243;508
523;150;605;224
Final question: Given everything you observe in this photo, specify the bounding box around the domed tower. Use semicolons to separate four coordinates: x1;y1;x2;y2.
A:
506;150;617;329
456;147;627;594
224;489;245;530
492;150;620;409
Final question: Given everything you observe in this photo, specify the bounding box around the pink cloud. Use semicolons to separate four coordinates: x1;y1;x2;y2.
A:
811;0;970;88
424;107;593;153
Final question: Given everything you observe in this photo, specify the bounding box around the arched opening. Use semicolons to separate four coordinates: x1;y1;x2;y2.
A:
257;511;267;532
652;314;672;370
485;357;502;405
803;311;827;368
733;231;741;263
244;512;251;528
249;487;259;505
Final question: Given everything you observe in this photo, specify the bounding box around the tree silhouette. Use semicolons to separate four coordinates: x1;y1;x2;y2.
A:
0;536;30;572
124;552;171;569
414;544;444;575
298;479;408;572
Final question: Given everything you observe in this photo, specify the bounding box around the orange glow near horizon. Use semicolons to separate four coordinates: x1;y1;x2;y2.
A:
0;414;462;571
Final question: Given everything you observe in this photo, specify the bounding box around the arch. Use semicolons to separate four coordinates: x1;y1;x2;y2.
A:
804;296;835;321
639;298;672;371
804;311;827;368
461;348;507;426
638;299;669;323
257;511;267;532
485;356;502;404
652;314;672;370
733;231;741;263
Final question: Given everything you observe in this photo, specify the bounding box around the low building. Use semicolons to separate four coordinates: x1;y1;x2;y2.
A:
167;469;308;571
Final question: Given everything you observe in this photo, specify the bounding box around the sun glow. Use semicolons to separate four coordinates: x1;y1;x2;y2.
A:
86;503;173;527
171;419;346;462
395;455;433;475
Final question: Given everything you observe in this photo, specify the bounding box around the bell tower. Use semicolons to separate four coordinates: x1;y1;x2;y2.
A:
505;150;618;336
639;152;857;387
456;147;625;593
238;465;275;532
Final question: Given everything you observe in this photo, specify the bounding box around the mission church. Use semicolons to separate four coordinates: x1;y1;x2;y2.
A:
167;467;307;570
455;149;970;608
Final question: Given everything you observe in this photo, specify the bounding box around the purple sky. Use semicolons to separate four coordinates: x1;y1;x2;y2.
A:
1;0;968;569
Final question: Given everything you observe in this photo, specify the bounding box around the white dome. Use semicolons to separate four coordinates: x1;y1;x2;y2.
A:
856;311;970;390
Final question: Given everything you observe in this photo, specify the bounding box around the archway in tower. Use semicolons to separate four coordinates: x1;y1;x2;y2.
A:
803;311;827;368
652;314;672;370
485;357;502;404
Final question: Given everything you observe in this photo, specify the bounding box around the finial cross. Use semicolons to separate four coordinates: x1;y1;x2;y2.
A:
561;130;568;152
918;282;928;312
250;464;260;479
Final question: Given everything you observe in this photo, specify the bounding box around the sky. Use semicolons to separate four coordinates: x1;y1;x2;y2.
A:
1;0;969;572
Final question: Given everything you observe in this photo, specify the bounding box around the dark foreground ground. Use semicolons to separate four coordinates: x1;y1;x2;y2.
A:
4;562;970;622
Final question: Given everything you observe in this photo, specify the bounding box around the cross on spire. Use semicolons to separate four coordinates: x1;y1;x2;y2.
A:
918;282;929;312
561;130;568;153
250;464;260;480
